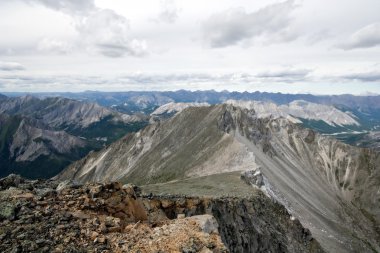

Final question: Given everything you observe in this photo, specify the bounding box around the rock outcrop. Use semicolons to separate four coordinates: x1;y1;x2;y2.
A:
0;175;228;253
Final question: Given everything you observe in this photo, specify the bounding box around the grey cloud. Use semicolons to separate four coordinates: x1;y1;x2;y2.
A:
0;61;25;71
342;71;380;82
25;0;96;15
202;0;298;48
338;23;380;50
256;69;312;79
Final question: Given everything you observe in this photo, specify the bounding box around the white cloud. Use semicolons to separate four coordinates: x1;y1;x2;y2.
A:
37;38;72;54
338;23;380;50
157;0;180;24
77;9;147;57
17;0;147;57
0;61;25;71
202;0;298;47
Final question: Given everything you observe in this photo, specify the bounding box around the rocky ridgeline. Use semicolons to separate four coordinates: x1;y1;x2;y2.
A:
0;175;227;253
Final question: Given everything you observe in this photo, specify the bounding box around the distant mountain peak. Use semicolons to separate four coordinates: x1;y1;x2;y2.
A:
226;99;360;126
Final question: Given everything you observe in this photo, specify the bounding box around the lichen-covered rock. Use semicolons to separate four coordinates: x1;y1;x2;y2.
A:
0;202;15;220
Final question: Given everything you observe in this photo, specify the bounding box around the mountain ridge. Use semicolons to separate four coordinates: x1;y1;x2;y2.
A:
57;104;380;252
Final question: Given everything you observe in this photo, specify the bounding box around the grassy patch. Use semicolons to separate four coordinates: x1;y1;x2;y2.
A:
141;171;258;198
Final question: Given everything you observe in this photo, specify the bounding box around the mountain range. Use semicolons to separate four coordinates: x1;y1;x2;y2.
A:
0;95;147;178
4;90;380;149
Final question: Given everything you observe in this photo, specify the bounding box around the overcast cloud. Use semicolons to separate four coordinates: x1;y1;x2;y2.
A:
0;61;25;71
338;23;380;50
202;0;298;47
0;0;379;94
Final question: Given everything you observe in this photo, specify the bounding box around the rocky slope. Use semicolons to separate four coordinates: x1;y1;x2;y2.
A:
0;174;323;253
58;104;380;252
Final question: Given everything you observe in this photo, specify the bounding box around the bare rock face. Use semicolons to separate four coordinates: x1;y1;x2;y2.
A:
241;170;264;188
10;119;86;162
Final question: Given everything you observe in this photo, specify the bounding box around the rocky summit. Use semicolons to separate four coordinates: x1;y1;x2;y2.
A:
0;174;323;253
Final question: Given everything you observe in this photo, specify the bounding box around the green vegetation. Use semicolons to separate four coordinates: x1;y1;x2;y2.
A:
65;115;148;145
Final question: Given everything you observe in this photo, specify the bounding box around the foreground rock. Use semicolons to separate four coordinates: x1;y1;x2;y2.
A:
0;175;323;252
0;175;226;253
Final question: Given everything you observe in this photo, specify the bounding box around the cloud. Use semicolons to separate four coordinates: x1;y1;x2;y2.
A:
21;0;147;57
338;23;380;50
0;69;313;92
157;0;180;24
342;71;380;82
77;9;147;57
0;61;25;71
202;0;298;48
25;0;96;15
256;68;311;82
306;29;332;45
37;38;72;54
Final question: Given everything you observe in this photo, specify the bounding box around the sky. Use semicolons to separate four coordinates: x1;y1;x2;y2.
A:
0;0;380;94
